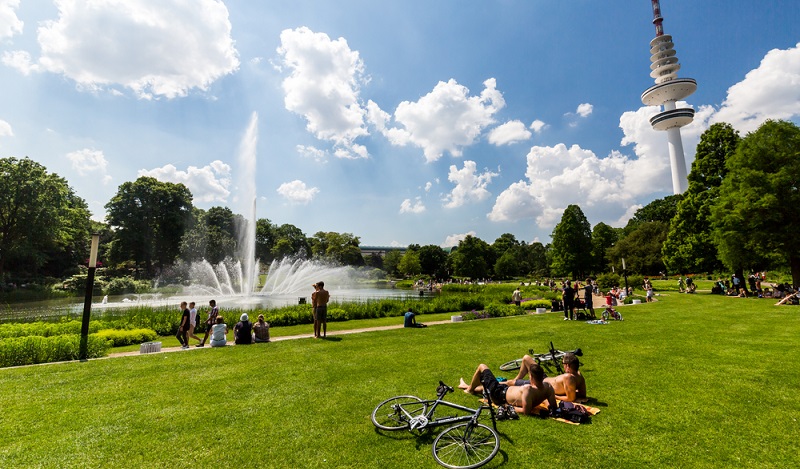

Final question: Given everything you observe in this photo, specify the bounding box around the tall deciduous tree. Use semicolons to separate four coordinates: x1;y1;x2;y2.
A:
590;222;618;274
0;157;91;279
663;123;739;274
418;245;448;278
450;235;494;279
608;221;668;275
310;231;363;265
550;205;592;278
711;120;800;285
106;176;193;277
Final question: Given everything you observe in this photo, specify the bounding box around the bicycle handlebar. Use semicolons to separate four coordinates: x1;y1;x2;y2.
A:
437;381;454;397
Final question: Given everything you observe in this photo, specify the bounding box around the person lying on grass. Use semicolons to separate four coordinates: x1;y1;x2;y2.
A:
506;352;586;402
458;362;557;416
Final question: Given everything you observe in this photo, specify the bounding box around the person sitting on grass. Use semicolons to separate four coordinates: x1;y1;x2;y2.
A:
234;313;253;345
504;352;586;402
458;362;557;416
403;308;427;328
209;316;228;348
253;314;270;343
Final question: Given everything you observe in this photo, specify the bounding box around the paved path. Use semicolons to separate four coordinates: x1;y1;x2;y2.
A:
107;319;457;358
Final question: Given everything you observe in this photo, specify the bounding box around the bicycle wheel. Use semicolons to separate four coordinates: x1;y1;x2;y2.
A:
432;422;500;469
371;395;427;431
499;358;522;371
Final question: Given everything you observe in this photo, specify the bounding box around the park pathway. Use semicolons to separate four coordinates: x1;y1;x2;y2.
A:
106;318;456;358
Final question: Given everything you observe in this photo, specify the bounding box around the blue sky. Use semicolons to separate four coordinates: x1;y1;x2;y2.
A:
0;0;798;248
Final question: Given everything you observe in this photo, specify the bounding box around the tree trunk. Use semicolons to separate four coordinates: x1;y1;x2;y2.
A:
791;255;800;288
735;267;748;293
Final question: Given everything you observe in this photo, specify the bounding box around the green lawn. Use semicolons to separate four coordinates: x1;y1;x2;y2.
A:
2;293;798;468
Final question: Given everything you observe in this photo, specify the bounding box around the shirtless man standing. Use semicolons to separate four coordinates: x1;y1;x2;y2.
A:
458;362;557;416
511;352;586;402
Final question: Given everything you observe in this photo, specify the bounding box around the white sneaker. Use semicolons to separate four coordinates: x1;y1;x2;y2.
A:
563;317;569;321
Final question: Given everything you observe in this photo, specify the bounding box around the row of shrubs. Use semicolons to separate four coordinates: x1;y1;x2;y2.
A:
5;284;556;342
0;335;111;368
54;274;152;296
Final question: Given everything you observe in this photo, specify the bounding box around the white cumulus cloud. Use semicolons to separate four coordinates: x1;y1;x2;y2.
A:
488;120;531;146
371;78;505;162
0;0;23;40
277;27;369;159
276;179;319;204
711;42;800;132
139;160;231;203
444;160;499;209
3;0;239;99
0;118;12;136
441;231;477;248
529;119;547;133
297;144;327;162
576;103;594;117
67;148;112;184
399;197;426;214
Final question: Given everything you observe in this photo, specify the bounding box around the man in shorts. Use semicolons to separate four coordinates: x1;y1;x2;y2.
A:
458;362;557;416
509;352;586;402
311;281;330;338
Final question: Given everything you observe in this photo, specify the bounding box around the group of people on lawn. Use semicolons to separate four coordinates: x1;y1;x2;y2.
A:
175;299;271;349
459;352;586;418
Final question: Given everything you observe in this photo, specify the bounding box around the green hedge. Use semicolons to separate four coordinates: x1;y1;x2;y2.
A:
0;320;115;339
521;299;551;309
0;335;110;367
94;329;158;347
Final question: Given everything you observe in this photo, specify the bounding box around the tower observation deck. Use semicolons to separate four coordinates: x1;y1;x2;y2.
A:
640;0;696;194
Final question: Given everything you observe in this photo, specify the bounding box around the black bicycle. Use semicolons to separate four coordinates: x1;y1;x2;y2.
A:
371;381;500;469
499;342;582;374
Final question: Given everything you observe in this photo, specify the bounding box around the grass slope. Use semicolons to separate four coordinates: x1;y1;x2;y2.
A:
1;293;798;468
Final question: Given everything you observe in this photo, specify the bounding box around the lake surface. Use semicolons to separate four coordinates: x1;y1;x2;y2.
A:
0;286;435;322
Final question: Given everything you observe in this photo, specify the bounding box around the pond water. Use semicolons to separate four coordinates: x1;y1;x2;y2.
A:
0;286;436;322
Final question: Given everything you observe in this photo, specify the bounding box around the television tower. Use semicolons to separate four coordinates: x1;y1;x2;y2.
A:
640;0;696;194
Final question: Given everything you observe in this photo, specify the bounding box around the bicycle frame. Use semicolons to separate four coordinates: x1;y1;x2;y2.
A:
397;383;497;432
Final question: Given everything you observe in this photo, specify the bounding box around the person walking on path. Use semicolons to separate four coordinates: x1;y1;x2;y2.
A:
312;281;331;338
198;299;219;347
176;301;190;349
187;301;202;345
512;287;522;307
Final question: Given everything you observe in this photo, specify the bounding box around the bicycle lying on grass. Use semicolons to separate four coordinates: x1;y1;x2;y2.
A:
499;342;583;374
371;381;500;469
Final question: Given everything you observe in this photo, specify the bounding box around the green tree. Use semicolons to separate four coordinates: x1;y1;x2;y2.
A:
711;120;800;285
663;123;740;274
450;235;494;279
590;222;619;274
526;242;550;277
608;221;668;275
271;224;310;259
0;157;91;280
180;207;240;264
398;250;421;277
418;245;449;278
494;250;520;279
550;205;592;278
309;231;363;265
624;194;683;235
255;218;277;264
106;176;193;277
383;250;403;277
492;233;521;257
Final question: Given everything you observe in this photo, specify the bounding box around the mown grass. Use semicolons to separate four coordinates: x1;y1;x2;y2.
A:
1;293;798;468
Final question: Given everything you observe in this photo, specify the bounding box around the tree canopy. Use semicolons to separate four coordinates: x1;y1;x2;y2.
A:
711;120;800;284
105;176;193;276
0;157;91;280
663;123;739;274
550;205;592;278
